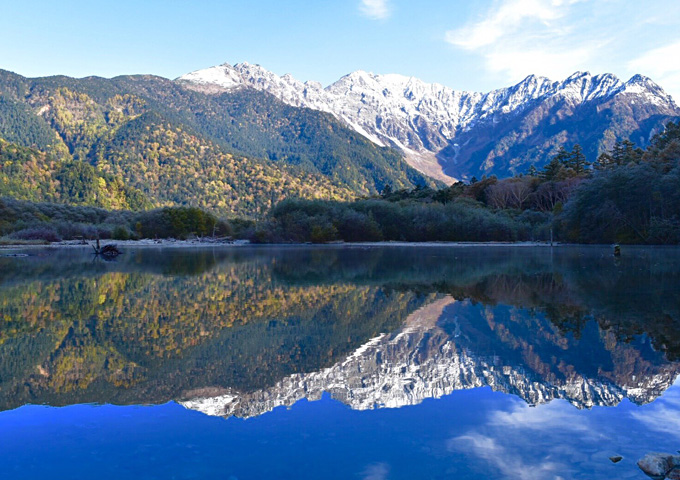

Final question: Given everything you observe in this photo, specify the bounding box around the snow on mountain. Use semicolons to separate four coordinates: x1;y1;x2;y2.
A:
176;63;679;183
180;297;680;419
620;74;677;107
178;64;244;91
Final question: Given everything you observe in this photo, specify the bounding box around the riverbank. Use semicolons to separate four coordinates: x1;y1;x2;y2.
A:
0;238;249;250
0;239;561;250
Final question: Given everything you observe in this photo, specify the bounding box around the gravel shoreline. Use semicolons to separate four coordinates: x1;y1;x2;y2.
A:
1;239;559;250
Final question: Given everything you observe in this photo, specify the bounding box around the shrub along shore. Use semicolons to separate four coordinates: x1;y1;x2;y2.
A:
2;121;679;246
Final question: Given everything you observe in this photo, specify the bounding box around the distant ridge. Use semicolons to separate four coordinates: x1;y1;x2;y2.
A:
179;63;680;181
182;296;680;418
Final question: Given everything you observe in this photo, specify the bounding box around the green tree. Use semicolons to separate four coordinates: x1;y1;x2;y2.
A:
566;144;590;175
612;141;625;166
554;147;570;166
621;139;643;164
541;157;564;181
594;152;615;170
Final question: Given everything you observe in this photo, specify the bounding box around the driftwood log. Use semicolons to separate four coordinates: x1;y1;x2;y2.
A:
92;239;122;257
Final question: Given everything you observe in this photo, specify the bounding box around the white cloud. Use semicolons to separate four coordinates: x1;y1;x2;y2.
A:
447;382;680;480
446;0;581;50
629;384;680;439
445;0;597;83
448;433;563;480
489;398;591;432
360;462;390;480
359;0;391;20
483;45;594;81
447;399;602;480
628;40;680;77
445;0;680;97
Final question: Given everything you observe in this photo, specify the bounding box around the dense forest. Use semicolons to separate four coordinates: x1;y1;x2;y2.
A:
0;70;436;218
0;67;678;247
250;121;680;244
0;86;357;217
0;198;247;242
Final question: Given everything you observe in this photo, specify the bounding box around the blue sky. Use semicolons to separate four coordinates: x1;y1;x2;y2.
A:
2;0;680;99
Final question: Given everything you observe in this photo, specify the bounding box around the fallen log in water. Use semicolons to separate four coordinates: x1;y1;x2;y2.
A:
91;239;122;257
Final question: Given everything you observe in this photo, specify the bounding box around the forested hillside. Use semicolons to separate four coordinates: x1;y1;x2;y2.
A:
0;139;149;210
561;121;680;243
0;69;435;218
253;121;680;244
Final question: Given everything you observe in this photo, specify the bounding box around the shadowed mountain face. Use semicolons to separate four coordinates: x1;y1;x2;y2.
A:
179;64;680;181
0;246;679;415
183;291;679;418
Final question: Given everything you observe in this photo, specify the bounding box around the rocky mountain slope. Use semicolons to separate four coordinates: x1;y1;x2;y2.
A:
181;296;680;418
179;63;680;182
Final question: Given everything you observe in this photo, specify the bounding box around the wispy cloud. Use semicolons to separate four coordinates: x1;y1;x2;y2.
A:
482;46;594;81
446;0;582;50
445;0;597;82
447;381;680;480
359;0;391;20
448;433;563;480
628;40;680;77
444;0;680;99
360;462;390;480
447;399;599;480
488;398;592;432
629;383;680;440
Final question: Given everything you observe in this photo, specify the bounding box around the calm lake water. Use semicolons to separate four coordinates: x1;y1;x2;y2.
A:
1;245;679;479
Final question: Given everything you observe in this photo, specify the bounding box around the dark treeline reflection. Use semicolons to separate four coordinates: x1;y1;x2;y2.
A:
0;247;257;285
0;245;678;411
272;246;680;359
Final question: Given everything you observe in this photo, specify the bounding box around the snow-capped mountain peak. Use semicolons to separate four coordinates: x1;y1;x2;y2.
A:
619;74;676;108
180;297;680;419
178;63;245;91
176;62;679;183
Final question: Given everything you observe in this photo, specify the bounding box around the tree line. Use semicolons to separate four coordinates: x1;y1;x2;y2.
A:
0;198;236;243
2;121;679;245
248;121;680;244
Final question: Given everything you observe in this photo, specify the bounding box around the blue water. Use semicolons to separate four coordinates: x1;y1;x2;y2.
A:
3;383;680;480
1;245;679;479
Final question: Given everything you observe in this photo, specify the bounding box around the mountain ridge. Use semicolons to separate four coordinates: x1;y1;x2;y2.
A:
181;296;680;418
178;63;680;181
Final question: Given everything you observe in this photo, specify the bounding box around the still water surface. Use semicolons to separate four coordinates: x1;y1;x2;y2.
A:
0;245;679;479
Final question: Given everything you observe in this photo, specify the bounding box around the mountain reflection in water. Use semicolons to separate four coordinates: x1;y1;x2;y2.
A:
1;245;679;416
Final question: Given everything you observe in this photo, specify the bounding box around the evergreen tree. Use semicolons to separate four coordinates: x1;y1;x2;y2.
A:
567;144;590;175
621;139;643;164
612;141;625;166
541;156;563;181
594;152;614;170
554;146;570;166
380;184;393;198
